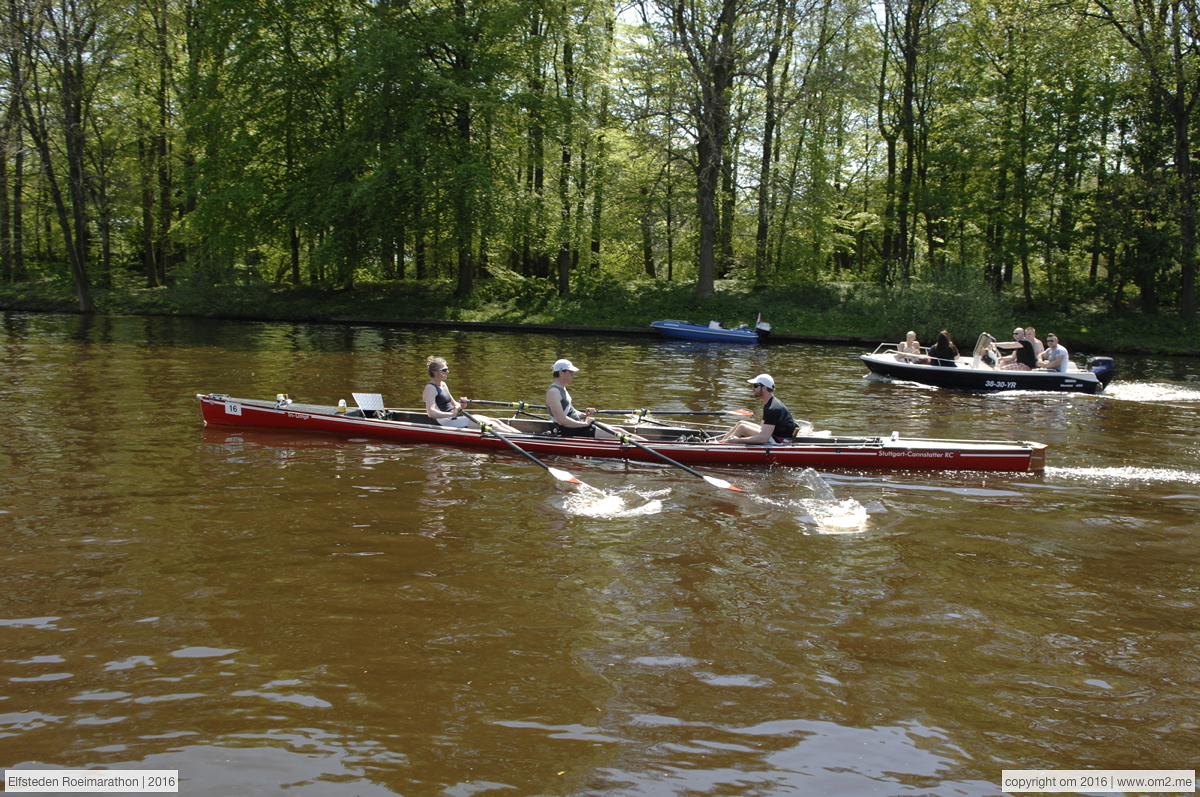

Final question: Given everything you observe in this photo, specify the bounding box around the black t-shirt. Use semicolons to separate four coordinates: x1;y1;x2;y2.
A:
1015;339;1036;368
929;342;958;365
762;395;797;441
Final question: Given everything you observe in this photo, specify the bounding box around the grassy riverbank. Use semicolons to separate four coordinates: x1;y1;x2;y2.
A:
1;272;1197;356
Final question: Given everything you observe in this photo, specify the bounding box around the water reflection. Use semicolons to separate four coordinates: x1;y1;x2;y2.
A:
2;312;1199;796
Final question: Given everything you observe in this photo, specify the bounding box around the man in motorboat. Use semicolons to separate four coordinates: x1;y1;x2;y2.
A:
1025;326;1045;357
1036;334;1070;372
895;331;921;361
712;374;799;445
995;327;1038;370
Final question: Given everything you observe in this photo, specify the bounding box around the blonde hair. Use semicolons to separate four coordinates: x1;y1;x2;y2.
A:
426;356;448;377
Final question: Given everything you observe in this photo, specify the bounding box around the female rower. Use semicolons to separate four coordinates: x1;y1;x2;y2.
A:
424;356;520;433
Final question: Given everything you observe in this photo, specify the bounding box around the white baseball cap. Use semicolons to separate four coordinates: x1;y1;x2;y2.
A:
747;374;775;389
552;358;579;372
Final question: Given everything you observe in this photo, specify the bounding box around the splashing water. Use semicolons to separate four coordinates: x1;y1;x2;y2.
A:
795;467;836;500
749;467;874;534
802;498;871;534
562;486;668;518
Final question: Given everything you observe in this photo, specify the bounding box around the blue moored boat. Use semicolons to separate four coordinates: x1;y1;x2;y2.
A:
651;317;772;344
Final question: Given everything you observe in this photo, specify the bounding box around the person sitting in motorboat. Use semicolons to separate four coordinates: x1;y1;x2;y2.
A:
925;330;959;367
1025;326;1044;358
896;331;921;361
546;359;644;440
424;356;520;433
1036;334;1070;372
712;374;799;445
996;327;1037;371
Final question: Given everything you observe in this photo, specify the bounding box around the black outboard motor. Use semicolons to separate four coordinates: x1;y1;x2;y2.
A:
1087;356;1116;389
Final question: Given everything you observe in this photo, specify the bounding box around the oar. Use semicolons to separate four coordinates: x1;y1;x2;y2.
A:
594;408;754;417
463;399;544;410
468;401;752;418
461;398;550;420
459;410;591;488
590;419;743;492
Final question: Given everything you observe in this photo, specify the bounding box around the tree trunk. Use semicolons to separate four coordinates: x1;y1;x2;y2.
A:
0;94;12;282
1172;93;1197;319
754;0;787;283
640;186;655;277
12;130;25;281
557;35;574;296
667;0;740;298
452;0;474;298
140;135;160;287
155;0;173;284
13;0;94;312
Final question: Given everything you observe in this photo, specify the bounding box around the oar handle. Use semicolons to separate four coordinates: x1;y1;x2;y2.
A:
464;399;547;410
469;401;748;418
463;399;552;420
460;409;587;487
594;408;752;417
463;409;543;465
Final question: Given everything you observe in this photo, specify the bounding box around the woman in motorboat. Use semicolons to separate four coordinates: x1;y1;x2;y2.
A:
925;330;959;367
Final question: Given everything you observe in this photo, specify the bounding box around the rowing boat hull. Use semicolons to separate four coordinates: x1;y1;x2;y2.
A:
197;394;1046;472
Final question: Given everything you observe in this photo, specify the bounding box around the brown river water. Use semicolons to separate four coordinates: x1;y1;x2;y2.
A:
2;312;1199;796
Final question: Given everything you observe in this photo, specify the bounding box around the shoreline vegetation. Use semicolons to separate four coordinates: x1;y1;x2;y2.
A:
1;274;1197;357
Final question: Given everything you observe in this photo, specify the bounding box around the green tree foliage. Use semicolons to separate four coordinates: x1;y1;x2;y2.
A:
0;0;1197;321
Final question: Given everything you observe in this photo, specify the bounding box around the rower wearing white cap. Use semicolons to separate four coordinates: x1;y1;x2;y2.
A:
714;373;798;445
546;358;644;440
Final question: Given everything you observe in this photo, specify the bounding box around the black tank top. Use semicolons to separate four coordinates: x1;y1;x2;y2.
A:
429;381;454;413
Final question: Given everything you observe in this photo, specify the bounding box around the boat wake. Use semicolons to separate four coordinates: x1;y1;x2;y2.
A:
562;486;669;518
1103;382;1200;403
1046;465;1200;486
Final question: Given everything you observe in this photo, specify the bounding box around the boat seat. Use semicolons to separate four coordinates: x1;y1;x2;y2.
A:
352;392;386;411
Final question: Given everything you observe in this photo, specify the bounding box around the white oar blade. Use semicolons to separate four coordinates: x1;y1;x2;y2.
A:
703;474;743;491
548;467;585;485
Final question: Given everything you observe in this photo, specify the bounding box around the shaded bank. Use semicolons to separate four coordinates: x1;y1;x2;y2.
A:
0;275;1196;356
